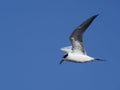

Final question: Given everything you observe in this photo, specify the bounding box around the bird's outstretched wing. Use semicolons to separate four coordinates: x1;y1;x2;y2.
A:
70;14;98;54
61;46;72;53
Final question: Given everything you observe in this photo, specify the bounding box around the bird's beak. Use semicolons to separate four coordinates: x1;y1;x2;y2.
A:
59;60;64;64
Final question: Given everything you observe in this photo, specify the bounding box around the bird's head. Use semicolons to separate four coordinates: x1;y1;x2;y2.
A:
63;54;68;58
59;54;68;64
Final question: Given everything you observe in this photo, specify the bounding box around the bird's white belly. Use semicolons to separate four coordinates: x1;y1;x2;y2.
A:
66;53;94;62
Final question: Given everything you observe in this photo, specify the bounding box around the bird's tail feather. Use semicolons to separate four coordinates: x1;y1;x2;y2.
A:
95;58;106;61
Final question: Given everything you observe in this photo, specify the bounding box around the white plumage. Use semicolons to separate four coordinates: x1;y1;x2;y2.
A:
60;14;104;64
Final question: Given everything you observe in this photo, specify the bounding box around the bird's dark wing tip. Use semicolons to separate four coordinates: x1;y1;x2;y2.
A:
95;14;99;17
91;14;99;19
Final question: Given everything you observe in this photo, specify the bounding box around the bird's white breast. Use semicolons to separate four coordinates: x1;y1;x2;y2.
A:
66;53;94;62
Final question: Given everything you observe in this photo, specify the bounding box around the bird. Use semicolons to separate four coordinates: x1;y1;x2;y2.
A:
60;14;105;64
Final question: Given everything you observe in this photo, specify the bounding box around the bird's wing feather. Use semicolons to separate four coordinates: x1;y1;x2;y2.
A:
61;46;72;53
70;14;98;54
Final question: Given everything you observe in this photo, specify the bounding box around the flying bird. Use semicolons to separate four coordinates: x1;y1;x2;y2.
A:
60;14;104;64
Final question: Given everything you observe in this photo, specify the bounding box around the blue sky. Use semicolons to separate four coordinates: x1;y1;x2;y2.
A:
0;0;120;90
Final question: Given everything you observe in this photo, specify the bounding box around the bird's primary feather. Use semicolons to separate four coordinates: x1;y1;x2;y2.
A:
70;14;99;54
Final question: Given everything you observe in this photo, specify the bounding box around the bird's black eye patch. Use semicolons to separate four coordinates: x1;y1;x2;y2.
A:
63;54;68;58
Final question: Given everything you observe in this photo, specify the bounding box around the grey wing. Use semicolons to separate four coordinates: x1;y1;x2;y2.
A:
70;14;98;54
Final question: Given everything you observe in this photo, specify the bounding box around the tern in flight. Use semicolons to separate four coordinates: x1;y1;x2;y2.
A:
60;14;104;64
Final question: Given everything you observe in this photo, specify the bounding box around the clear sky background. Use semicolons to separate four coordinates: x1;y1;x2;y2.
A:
0;0;120;90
